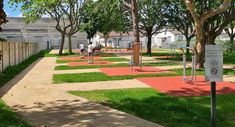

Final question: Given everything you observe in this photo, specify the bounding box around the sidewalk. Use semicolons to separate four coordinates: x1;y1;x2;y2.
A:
0;57;162;127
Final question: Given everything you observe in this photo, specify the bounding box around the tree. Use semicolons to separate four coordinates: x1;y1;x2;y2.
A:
63;0;83;54
0;0;8;31
185;0;232;68
10;0;84;55
96;0;128;47
80;1;99;42
123;0;140;65
225;21;235;52
138;0;167;54
201;0;235;46
167;0;195;54
123;0;140;42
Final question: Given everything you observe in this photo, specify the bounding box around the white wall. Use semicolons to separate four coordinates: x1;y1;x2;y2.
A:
152;31;175;48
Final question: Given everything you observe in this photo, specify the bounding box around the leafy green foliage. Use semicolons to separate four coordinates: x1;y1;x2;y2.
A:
166;0;195;52
69;88;235;127
80;0;129;40
137;0;168;54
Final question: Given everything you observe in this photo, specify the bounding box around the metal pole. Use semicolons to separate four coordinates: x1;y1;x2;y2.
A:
191;55;194;80
183;54;186;81
211;82;216;127
193;54;197;85
140;42;142;71
130;43;133;72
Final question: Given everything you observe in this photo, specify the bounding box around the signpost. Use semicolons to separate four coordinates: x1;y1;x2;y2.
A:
205;45;223;127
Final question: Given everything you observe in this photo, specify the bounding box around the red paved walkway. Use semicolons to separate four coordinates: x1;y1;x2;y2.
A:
60;56;101;61
68;61;113;66
99;67;175;76
137;76;235;96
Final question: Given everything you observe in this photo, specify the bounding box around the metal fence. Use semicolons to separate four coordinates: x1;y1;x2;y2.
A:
0;41;41;73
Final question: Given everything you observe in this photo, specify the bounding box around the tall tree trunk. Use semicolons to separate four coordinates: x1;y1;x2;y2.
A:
68;35;72;54
229;35;234;53
207;32;216;45
131;0;140;65
131;0;140;42
147;33;152;54
186;38;190;54
59;33;66;55
104;35;109;48
195;23;205;68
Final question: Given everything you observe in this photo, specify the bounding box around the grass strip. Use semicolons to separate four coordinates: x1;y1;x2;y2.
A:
56;57;129;63
69;88;235;127
0;50;46;127
0;100;32;127
53;68;235;84
0;50;47;87
102;58;129;62
55;62;180;70
53;72;177;83
55;63;129;70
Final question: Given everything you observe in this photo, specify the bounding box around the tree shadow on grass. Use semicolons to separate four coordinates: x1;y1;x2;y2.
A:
101;93;235;127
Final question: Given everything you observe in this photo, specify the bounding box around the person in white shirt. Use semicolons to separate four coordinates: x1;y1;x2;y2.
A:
87;42;93;64
79;43;85;59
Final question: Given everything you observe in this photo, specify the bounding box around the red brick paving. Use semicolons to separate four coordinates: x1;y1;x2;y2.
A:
68;61;113;66
137;76;235;96
99;66;175;76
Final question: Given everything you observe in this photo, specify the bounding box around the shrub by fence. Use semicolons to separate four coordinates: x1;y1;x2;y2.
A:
0;41;41;73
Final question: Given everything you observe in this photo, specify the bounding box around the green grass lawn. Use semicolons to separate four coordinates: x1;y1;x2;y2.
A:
98;53;117;57
55;63;129;70
53;68;235;84
53;72;177;83
102;58;129;62
146;51;235;64
55;62;180;70
0;100;32;127
69;88;235;127
56;57;129;63
224;52;235;64
43;50;77;57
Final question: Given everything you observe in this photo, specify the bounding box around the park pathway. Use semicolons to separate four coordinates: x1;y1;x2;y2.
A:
0;57;162;127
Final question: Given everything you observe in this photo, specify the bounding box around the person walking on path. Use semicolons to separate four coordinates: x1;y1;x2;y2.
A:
79;43;85;59
88;42;93;64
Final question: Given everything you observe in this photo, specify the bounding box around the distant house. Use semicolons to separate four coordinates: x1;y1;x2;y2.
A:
93;30;187;49
152;30;187;48
92;32;147;48
93;29;232;49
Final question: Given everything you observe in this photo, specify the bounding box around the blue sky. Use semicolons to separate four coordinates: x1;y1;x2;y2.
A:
3;0;22;17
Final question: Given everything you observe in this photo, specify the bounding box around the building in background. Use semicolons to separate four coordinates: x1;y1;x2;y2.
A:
0;17;87;50
92;32;148;48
